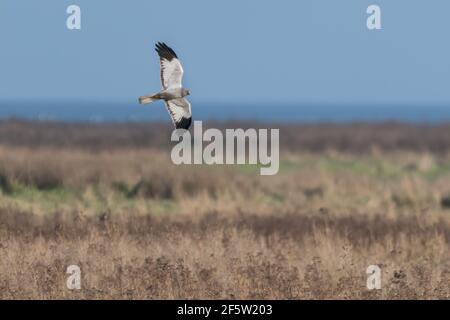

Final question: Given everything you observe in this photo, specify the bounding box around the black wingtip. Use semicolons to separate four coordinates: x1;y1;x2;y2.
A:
155;42;178;61
175;117;192;130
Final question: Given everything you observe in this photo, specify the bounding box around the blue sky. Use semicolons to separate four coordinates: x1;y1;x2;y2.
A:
0;0;449;106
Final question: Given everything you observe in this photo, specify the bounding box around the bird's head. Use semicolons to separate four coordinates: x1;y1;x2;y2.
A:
182;88;191;97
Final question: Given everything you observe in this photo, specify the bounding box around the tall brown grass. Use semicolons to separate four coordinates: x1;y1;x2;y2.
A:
0;208;448;299
0;121;449;299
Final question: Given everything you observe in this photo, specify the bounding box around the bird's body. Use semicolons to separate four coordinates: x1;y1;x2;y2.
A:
139;42;192;130
160;88;190;100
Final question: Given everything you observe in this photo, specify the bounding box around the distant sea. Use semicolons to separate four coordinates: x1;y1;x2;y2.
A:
0;100;449;123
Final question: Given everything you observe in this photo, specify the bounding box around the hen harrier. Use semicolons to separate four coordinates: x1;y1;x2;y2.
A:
139;42;192;130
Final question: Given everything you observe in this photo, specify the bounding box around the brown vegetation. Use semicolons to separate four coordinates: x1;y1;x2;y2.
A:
0;120;448;299
1;119;450;153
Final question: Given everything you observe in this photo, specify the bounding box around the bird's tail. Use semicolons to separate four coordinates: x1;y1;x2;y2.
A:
139;93;161;105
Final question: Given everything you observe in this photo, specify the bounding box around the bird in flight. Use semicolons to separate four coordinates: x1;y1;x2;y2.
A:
139;42;192;130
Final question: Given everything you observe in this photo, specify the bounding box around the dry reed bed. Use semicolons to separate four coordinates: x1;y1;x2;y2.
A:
0;121;449;299
0;209;448;299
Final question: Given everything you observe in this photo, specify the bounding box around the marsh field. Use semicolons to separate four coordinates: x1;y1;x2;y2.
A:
0;120;449;299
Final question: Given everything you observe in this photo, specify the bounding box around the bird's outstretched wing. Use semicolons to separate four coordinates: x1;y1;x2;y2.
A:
155;42;184;90
164;98;192;130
